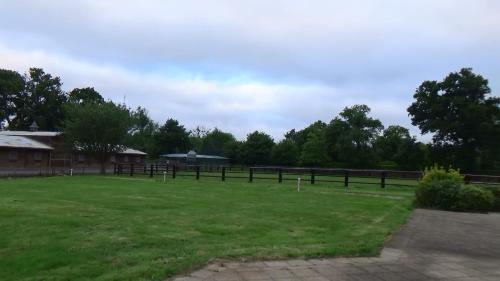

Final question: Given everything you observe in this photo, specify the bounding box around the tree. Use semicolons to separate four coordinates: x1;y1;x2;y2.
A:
408;68;500;171
200;128;237;157
271;139;299;166
326;105;383;167
68;87;104;105
242;131;274;165
375;125;428;170
155;119;191;154
125;106;159;158
299;132;329;167
189;126;210;153
8;68;67;130
0;69;24;127
285;120;327;150
62;101;130;173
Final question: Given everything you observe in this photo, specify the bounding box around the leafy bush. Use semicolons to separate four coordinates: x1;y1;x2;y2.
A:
482;186;500;211
415;179;461;210
420;164;463;186
456;185;494;212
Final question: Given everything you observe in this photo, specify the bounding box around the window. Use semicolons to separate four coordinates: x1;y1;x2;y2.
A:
33;152;42;162
135;156;141;163
110;155;116;163
123;155;129;162
78;154;85;162
8;151;18;162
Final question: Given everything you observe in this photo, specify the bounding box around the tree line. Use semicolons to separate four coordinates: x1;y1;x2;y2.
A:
1;67;499;173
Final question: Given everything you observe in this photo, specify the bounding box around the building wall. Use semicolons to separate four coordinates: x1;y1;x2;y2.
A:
0;148;51;168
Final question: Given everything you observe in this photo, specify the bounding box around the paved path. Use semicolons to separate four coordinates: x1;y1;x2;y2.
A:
172;209;500;281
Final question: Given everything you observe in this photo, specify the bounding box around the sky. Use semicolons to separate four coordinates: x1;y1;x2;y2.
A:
1;0;499;141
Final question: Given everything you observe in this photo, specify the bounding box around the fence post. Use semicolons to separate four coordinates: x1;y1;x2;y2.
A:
130;164;134;176
249;168;253;183
166;164;169;173
113;163;117;174
156;164;158;174
222;167;226;182
118;164;122;175
196;166;200;180
172;165;176;179
381;171;386;188
278;168;282;183
150;164;153;178
344;170;349;187
144;165;146;174
310;169;315;184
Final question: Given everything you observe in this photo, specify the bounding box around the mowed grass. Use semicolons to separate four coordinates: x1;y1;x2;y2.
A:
0;175;414;281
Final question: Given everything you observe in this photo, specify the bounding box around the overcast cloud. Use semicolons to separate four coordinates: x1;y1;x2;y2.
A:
1;0;499;140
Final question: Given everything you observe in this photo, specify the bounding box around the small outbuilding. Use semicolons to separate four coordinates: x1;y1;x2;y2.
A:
160;150;229;166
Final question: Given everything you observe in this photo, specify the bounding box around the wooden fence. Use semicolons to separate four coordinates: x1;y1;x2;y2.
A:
113;164;500;188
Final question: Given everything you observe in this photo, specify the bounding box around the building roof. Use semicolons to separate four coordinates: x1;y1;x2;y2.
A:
119;148;147;155
161;153;229;160
0;135;54;150
0;131;61;137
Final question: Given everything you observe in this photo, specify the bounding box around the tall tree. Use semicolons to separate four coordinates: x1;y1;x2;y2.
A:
155;119;191;154
189;126;210;153
326;105;383;168
200;128;237;157
408;68;500;171
299;132;329;167
375;125;428;170
62;101;130;173
9;68;67;130
0;69;24;128
271;139;299;166
125;106;159;158
68;87;104;105
242;131;274;165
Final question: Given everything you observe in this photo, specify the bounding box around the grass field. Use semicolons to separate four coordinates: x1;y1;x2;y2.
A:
0;175;414;281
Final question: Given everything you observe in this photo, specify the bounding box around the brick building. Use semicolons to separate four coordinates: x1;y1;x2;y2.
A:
0;127;146;175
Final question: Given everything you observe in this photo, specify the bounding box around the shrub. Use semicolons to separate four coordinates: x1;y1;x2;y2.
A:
481;186;500;211
415;179;461;210
420;164;463;186
456;185;494;212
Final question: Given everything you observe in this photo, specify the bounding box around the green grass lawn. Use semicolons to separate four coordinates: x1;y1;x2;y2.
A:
0;175;414;281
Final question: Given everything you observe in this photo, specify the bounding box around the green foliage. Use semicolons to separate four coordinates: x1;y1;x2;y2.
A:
482;186;500;211
199;128;237;157
456;185;494;212
0;68;24;125
415;179;461;210
155;119;191;154
242;131;275;165
8;68;67;130
68;87;104;105
375;125;429;170
421;164;463;186
62;101;130;173
408;68;500;171
299;132;329;166
125;106;160;158
326;105;383;168
271;139;299;166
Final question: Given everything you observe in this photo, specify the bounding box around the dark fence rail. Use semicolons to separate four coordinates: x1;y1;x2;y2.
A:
113;164;500;188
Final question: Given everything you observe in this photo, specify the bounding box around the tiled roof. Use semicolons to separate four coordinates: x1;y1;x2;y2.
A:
0;135;54;150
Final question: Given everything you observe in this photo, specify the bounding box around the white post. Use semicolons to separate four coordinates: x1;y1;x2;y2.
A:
297;177;301;192
163;171;167;183
70;168;73;176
